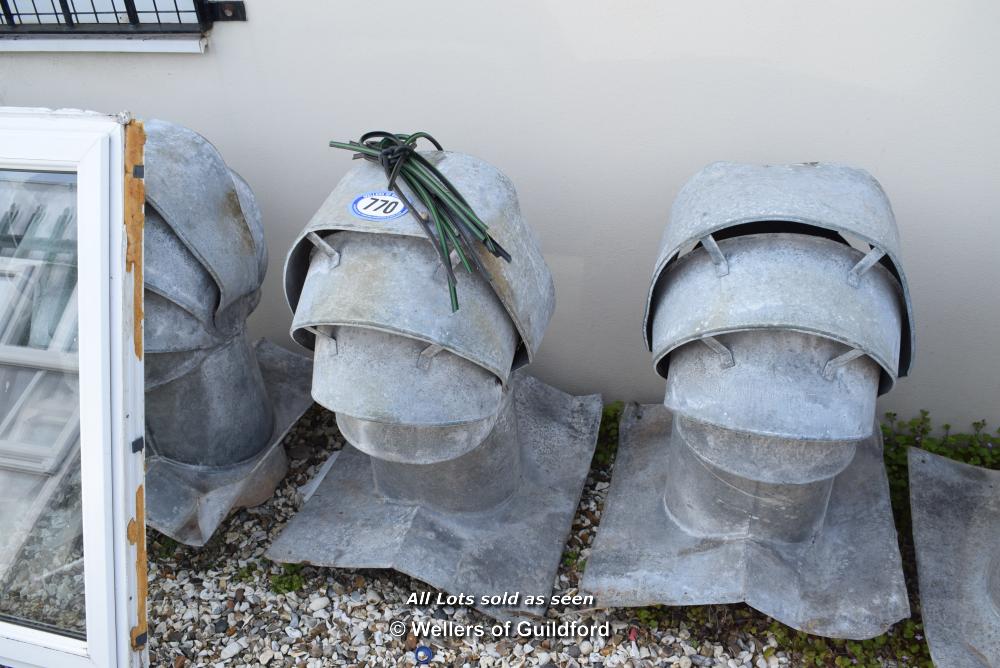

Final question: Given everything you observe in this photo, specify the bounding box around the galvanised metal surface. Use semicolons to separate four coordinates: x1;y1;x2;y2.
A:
311;326;503;429
909;448;1000;668
581;404;909;639
146;340;313;546
143;206;219;341
146;333;274;466
144;346;212;390
292;231;519;384
145;119;262;318
367;387;519;512
283;151;555;369
663;330;882;441
231;170;269;282
651;233;904;392
267;374;602;621
144;292;219;356
143;120;312;546
144;119;272;465
674;415;857;485
275;152;601;619
643;162;915;377
336;408;499;465
585;162;911;637
664;417;851;543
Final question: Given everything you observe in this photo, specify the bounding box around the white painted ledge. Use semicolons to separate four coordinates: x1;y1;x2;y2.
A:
0;35;205;53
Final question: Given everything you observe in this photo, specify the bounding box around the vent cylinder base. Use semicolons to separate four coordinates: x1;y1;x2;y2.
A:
662;417;855;544
146;332;275;467
369;388;521;513
145;340;313;546
581;404;909;640
266;374;601;621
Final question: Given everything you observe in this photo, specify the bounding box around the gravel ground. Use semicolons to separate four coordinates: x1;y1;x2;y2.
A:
145;405;885;667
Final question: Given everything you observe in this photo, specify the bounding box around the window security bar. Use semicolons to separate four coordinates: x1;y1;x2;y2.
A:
0;0;245;35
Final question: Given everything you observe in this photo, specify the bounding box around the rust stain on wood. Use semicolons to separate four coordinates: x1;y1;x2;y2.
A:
124;120;145;360
127;484;148;649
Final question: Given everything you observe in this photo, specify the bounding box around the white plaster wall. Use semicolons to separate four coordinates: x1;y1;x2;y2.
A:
1;0;997;427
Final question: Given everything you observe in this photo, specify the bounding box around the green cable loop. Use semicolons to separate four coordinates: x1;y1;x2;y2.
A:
329;132;511;312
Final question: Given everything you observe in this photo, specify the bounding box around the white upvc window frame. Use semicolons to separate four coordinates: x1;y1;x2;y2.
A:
0;108;145;668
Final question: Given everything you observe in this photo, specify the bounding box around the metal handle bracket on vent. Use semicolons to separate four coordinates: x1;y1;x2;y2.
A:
307;232;340;269
700;234;729;277
847;247;885;287
701;336;735;368
822;348;864;380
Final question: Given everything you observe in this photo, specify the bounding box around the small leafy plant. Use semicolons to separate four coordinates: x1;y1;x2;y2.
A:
269;563;305;594
152;535;179;560
594;401;624;466
561;549;580;568
234;562;258;584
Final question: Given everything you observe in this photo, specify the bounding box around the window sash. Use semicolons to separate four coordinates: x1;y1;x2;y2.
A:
0;0;204;34
0;110;144;668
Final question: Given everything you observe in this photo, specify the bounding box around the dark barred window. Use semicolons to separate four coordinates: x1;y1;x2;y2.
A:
0;0;244;36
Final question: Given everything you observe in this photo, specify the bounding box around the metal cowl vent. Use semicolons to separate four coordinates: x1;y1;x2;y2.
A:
584;162;913;640
267;143;602;620
142;120;313;547
282;150;553;461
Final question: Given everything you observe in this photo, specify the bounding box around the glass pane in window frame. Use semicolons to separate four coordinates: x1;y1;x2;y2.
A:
0;109;145;668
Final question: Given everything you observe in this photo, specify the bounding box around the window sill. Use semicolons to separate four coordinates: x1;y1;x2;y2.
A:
0;34;205;53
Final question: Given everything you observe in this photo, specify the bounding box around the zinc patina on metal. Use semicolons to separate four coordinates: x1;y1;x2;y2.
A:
642;161;915;377
283;151;555;368
267;151;602;619
909;449;1000;668
583;162;912;639
143;120;313;546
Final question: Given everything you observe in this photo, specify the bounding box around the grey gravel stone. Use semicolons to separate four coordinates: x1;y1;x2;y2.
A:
144;405;795;668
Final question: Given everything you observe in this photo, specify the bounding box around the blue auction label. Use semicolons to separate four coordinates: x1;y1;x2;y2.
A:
414;645;433;664
350;190;408;222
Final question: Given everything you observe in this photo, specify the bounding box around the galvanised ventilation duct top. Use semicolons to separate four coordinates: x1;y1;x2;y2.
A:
268;146;602;619
642;162;915;379
584;162;913;639
142;120;313;547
